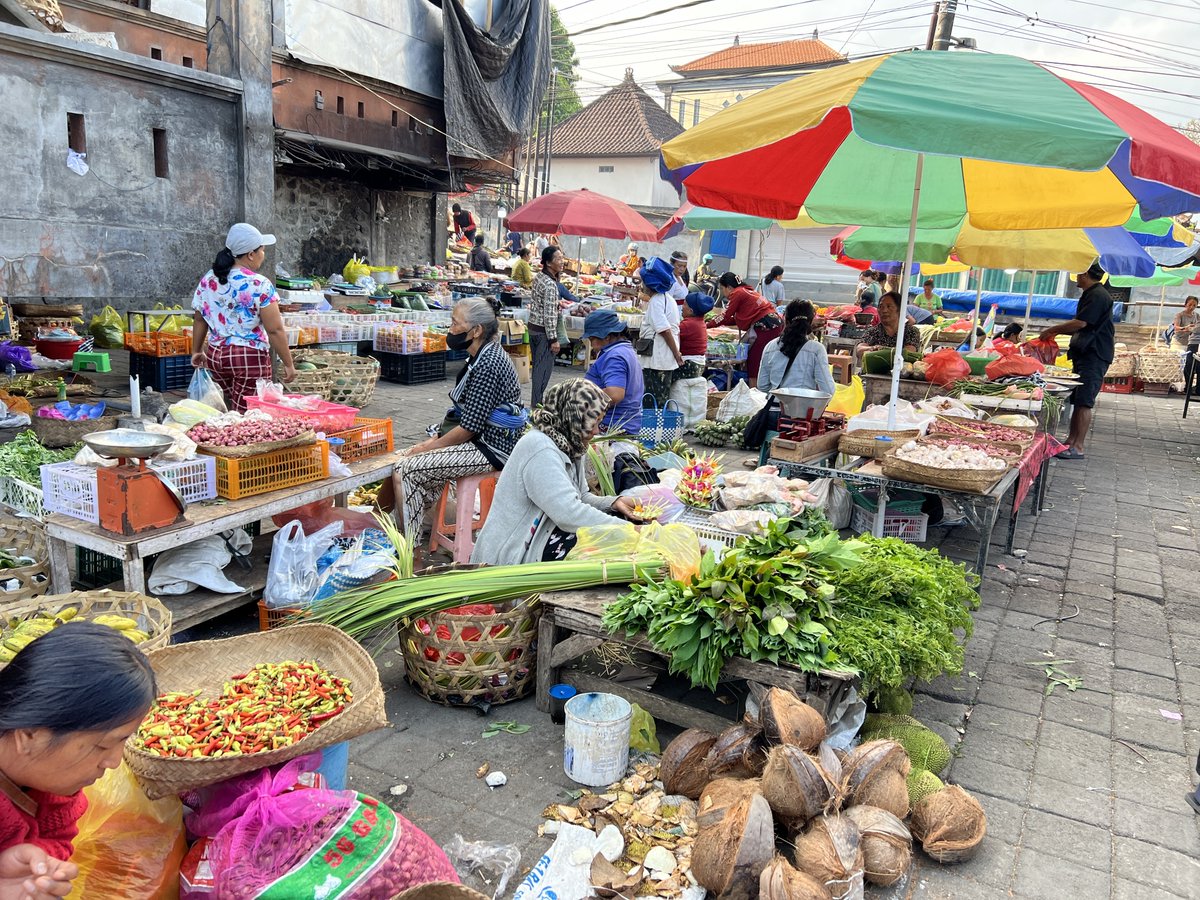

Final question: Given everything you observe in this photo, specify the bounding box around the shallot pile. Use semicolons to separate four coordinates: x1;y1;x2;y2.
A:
929;419;1031;443
895;440;1006;470
188;418;310;447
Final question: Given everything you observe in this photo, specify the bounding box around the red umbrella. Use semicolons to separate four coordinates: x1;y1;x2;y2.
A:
506;189;658;242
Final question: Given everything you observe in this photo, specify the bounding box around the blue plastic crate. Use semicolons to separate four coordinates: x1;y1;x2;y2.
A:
128;351;191;392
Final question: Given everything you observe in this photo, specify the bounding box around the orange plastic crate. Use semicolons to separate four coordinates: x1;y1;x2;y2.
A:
208;442;330;500
124;331;192;356
257;600;309;631
329;417;394;462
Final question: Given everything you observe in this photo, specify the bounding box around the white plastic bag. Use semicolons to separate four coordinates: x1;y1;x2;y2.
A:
263;520;342;609
669;377;709;428
147;531;252;596
715;381;767;421
847;402;933;434
808;477;852;529
188;369;227;413
916;397;977;419
511;823;597;900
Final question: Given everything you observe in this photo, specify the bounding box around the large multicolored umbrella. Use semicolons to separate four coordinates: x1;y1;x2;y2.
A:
1108;266;1200;346
506;189;658;242
1125;208;1196;249
656;202;773;241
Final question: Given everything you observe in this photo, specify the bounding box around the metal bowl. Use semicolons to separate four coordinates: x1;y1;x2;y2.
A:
82;428;174;460
772;388;833;419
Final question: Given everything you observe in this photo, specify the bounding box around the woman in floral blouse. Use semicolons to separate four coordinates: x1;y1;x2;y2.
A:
191;223;295;411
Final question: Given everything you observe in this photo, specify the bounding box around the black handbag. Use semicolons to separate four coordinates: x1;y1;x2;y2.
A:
742;352;797;450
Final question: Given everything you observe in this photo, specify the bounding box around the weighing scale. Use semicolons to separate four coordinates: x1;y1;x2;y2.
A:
83;429;187;535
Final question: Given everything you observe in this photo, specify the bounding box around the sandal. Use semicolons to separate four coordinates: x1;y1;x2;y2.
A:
1057;447;1086;460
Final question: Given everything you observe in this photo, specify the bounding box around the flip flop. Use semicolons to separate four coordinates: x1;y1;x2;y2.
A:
1057;447;1086;460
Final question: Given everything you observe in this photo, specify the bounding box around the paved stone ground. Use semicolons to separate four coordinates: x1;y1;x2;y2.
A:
94;355;1200;897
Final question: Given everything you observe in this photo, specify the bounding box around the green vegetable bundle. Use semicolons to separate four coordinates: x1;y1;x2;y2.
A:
0;432;80;485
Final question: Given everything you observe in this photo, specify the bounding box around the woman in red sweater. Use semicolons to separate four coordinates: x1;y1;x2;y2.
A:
708;273;783;384
0;622;155;899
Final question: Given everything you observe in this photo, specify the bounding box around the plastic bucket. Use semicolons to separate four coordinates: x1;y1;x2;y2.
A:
563;692;632;786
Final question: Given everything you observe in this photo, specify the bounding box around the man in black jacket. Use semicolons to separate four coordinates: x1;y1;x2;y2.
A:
1039;262;1115;459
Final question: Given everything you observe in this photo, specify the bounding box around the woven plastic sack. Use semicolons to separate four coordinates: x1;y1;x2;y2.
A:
71;763;185;900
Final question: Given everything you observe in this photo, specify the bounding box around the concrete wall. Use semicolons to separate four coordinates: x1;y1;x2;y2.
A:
0;25;242;318
273;175;438;277
549;155;676;209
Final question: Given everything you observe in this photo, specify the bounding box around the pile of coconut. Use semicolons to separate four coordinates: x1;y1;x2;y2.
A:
659;688;987;898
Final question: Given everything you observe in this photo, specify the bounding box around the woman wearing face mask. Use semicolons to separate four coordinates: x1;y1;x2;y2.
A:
391;298;523;541
471;380;643;566
0;622;156;900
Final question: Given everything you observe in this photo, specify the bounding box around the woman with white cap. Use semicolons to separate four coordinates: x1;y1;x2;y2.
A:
191;223;295;411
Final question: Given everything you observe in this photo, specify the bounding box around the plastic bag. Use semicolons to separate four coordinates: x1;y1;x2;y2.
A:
445;836;522;900
568;522;701;583
915;397;976;419
619;483;685;523
990;339;1020;357
923;348;971;386
343;255;372;285
669;376;709;428
88;305;125;349
168;398;223;428
188;368;227;413
311;528;395;602
273;499;378;536
716;381;767;421
1021;337;1060;366
807;477;852;529
629;703;660;754
827;375;865;417
70;763;185;900
0;342;35;374
263;520;343;609
147;530;253;596
985;354;1044;379
147;302;189;334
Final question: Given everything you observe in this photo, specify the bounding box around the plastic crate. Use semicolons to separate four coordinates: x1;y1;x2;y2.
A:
243;396;359;432
850;505;929;542
329;417;394;462
208;441;330;500
41;457;218;524
0;475;44;518
445;349;469;362
257;600;310;631
128;351;192;392
846;483;925;515
376;351;447;385
675;507;744;556
373;325;426;354
124;331;192;356
1101;375;1133;394
75;546;124;589
315;341;359;355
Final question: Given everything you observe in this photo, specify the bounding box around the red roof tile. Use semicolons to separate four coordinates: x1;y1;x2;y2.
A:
672;39;845;74
551;70;684;157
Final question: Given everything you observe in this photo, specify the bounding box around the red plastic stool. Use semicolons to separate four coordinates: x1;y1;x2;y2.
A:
428;472;499;563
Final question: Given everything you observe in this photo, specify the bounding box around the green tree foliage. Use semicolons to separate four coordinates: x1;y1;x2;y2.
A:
549;5;582;123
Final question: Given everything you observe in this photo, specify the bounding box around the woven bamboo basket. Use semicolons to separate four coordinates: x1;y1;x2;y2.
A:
1107;351;1137;378
31;415;118;449
0;515;48;604
124;623;386;799
881;453;1006;494
17;317;78;344
914;434;1026;465
295;350;381;407
839;428;920;459
285;366;335;400
1135;347;1184;384
0;590;172;670
401;598;541;708
928;419;1034;449
197;430;316;458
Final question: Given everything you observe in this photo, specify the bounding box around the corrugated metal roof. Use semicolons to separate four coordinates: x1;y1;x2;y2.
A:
672;39;845;74
551;70;684;158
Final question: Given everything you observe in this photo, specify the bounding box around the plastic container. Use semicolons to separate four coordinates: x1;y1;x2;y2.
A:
243;396;359;432
208;441;330;500
563;692;632;787
376;351;447;385
75;546;124;589
0;475;44;519
124;332;192;357
41;457;217;524
35;338;85;360
328;417;394;462
549;684;577;725
850;505;929;543
964;353;1000;376
128;352;192;392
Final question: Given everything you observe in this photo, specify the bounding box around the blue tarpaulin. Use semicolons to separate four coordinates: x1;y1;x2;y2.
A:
910;288;1125;322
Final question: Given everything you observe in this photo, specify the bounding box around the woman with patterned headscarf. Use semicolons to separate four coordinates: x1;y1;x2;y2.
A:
471;380;643;566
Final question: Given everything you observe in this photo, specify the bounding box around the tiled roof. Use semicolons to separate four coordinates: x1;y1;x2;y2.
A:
672;39;845;74
551;70;684;157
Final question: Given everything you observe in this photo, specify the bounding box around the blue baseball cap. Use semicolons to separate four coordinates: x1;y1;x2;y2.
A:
685;291;715;315
581;309;626;339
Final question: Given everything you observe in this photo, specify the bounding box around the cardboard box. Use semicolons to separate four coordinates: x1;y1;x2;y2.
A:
499;319;527;345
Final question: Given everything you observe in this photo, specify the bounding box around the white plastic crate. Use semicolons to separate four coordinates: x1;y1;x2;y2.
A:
0;475;45;519
850;505;929;542
675;507;744;557
41;457;218;524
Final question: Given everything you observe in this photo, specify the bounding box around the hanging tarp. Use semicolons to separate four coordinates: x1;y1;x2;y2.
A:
443;0;551;161
928;288;1125;322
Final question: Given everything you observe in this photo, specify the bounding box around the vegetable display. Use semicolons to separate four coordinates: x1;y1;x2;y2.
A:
1;608;149;662
188;418;312;448
894;441;1006;471
929;418;1032;444
0;432;79;484
131;661;352;758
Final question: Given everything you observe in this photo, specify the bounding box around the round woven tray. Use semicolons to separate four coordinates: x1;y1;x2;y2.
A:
295;350;381;407
0;590;172;671
32;414;118;449
839;428;920;459
881;454;1007;494
1107;351;1137;378
1135;347;1183;383
914;435;1025;465
401;598;540;707
196;430;316;458
124;622;387;800
0;514;48;604
928;419;1035;448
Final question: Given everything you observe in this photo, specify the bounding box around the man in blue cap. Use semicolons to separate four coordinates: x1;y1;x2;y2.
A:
582;309;644;436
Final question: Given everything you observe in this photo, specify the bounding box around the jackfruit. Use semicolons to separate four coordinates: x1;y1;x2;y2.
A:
862;713;923;733
873;685;914;716
907;768;944;805
866;724;952;775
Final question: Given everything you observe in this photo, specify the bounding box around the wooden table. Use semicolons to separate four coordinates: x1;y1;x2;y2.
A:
536;589;858;731
44;451;404;631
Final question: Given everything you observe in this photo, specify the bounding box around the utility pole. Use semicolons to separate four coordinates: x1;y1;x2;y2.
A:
541;71;559;196
932;0;958;51
925;1;940;50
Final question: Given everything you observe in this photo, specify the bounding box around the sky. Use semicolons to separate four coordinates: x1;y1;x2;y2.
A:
555;0;1200;128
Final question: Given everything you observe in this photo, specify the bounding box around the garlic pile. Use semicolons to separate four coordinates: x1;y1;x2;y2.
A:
895;441;1006;470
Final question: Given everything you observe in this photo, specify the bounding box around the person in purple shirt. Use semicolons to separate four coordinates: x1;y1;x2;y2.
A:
582;309;644;435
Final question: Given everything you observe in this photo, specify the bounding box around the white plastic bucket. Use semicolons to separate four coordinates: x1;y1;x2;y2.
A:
563;692;632;786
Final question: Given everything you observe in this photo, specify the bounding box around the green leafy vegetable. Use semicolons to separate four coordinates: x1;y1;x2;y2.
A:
482;721;531;738
0;432;80;485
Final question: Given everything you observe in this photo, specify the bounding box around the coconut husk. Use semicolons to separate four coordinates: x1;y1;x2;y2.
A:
760;745;840;823
697;777;761;829
842;739;911;819
791;816;864;900
759;856;833;900
910;785;987;863
760;687;827;750
660;728;718;799
842;805;912;887
591;852;644;897
691;794;775;900
704;722;767;779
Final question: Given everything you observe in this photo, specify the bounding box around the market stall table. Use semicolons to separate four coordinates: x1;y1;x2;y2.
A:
536;588;858;730
43;450;407;631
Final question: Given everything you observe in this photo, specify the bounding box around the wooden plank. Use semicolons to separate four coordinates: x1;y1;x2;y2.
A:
535;610;558;713
549;633;605;669
560;671;733;734
162;531;276;632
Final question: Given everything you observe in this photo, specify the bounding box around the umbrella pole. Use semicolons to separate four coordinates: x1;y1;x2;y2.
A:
970;268;983;351
887;153;924;431
1023;270;1038;331
1156;284;1166;346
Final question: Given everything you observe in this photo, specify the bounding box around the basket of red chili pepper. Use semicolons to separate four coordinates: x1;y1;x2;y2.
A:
124;623;387;799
